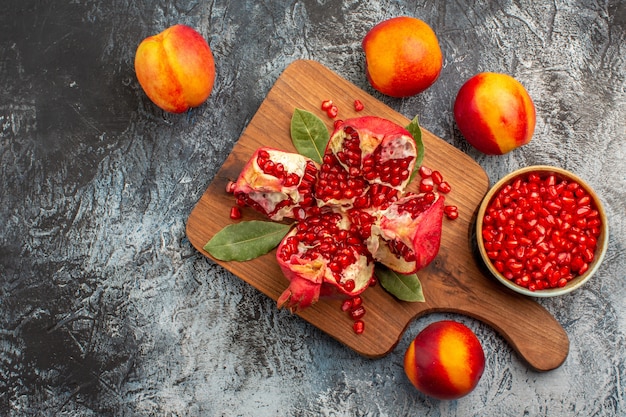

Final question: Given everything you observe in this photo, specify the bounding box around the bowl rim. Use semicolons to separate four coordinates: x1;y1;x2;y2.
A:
476;165;609;297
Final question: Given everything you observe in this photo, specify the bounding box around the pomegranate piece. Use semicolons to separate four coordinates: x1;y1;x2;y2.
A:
367;191;445;274
315;116;418;209
232;147;319;221
276;208;374;312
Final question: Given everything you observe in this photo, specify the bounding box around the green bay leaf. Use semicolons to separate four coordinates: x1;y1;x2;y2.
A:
290;108;329;164
376;264;425;302
203;221;292;261
406;115;425;182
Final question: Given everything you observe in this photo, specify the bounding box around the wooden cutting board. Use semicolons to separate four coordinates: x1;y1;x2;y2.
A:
186;60;569;371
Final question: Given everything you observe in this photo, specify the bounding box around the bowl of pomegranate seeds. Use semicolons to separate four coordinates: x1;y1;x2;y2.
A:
476;166;608;297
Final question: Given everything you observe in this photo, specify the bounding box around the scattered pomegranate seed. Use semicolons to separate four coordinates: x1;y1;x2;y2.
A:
419;177;434;193
350;305;366;320
438;181;451;194
341;299;353;312
321;99;333;111
226;180;236;193
354;99;364;112
444;205;459;220
481;172;601;291
351;296;363;309
327;105;339;118
353;320;365;335
431;170;443;185
419;166;433;178
229;206;242;219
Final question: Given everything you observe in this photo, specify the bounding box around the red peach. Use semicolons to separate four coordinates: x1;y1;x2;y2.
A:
454;72;536;155
362;16;443;97
404;320;485;400
135;24;215;113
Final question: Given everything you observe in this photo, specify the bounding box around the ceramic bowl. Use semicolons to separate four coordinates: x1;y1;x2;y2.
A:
476;166;608;297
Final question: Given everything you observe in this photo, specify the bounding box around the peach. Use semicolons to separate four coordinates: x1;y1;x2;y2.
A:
454;72;536;155
404;320;485;400
362;16;442;97
135;24;215;113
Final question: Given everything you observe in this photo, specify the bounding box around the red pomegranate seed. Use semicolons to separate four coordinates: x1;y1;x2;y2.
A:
350;306;366;320
351;296;363;309
438;181;451;194
321;99;333;111
419;166;433;178
229;206;242;220
354;99;364;112
431;170;443;185
226;180;236;193
444;205;459;220
341;299;353;312
343;279;355;292
353;320;365;335
419;177;434;193
327;105;339;118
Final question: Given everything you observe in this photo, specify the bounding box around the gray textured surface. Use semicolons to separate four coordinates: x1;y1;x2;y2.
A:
1;1;624;416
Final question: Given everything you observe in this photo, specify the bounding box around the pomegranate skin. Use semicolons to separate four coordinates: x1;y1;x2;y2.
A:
367;192;445;274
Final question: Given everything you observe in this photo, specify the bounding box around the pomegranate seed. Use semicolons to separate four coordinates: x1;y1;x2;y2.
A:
226;180;236;193
350;306;366;320
419;166;432;178
444;205;459;220
353;320;365;335
343;279;355;292
327;105;339;118
354;99;364;112
321;99;333;111
419;177;434;193
229;206;242;219
438;181;452;194
341;299;353;312
431;171;443;185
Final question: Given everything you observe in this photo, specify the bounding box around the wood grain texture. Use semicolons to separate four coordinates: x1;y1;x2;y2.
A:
186;60;568;370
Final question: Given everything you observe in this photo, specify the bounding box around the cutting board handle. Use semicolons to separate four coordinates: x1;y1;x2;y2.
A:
423;246;570;372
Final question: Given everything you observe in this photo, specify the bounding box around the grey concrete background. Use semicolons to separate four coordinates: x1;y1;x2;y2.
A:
1;1;624;416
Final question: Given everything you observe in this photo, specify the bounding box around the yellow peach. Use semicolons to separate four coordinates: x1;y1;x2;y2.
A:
454;72;536;154
362;16;443;97
135;24;215;113
404;320;485;400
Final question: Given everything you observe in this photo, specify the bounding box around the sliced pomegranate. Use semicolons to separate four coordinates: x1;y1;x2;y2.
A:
315;116;417;209
232;147;319;221
368;191;445;274
228;116;448;323
276;207;374;312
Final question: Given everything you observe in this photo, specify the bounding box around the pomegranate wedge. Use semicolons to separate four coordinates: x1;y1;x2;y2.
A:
232;147;319;221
